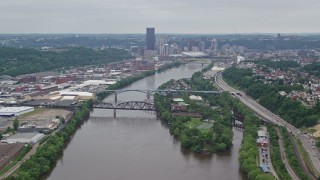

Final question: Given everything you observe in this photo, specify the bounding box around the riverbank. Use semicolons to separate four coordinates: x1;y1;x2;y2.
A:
46;62;245;180
4;61;183;179
96;61;182;101
5;100;92;179
154;63;235;153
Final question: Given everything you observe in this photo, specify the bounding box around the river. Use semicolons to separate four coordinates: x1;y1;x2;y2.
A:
47;63;245;180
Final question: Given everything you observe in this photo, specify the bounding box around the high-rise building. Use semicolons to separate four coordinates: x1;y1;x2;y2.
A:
188;39;195;51
164;44;169;56
146;28;155;50
211;38;218;51
199;41;206;52
157;36;165;56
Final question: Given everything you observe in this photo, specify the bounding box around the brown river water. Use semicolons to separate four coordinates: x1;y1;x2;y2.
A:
47;63;245;180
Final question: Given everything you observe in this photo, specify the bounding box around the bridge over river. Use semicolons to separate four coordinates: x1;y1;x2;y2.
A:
47;63;246;180
100;89;221;104
93;89;221;117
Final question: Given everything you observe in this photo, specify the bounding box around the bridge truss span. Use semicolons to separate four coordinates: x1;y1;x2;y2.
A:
116;101;156;111
93;102;114;109
93;101;156;111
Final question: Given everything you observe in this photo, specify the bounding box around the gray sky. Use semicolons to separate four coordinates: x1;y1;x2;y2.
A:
0;0;319;34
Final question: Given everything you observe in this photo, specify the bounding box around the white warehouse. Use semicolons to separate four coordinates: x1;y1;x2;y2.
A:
0;106;34;117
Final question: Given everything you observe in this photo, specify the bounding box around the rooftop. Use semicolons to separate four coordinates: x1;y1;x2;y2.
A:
0;106;34;113
7;132;42;139
258;130;267;137
60;91;93;97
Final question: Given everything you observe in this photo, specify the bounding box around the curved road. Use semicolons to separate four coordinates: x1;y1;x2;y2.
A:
214;71;320;175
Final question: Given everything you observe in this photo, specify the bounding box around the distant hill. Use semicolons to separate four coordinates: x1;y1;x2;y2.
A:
0;47;132;76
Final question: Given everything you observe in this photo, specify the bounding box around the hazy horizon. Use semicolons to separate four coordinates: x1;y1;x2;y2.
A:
1;0;320;34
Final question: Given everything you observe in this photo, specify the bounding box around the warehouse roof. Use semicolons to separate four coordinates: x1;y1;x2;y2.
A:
0;106;33;113
60;91;93;97
8;132;40;139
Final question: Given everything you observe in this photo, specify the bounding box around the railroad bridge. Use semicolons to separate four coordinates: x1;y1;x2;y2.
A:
93;89;221;117
102;89;221;104
232;110;245;129
93;101;156;111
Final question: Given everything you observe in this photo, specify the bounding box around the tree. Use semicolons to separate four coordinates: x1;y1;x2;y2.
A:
13;118;19;131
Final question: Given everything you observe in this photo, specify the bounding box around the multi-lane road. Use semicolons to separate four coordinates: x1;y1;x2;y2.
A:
214;71;320;175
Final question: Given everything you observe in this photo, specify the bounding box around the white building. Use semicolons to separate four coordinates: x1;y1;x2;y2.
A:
59;91;94;100
0;106;34;117
189;95;203;101
181;52;206;57
83;80;116;86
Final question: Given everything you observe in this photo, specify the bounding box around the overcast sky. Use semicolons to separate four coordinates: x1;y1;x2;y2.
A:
0;0;319;34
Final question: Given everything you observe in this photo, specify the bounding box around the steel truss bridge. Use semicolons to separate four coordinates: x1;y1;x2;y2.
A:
103;89;221;94
102;89;221;104
93;89;221;117
93;101;156;111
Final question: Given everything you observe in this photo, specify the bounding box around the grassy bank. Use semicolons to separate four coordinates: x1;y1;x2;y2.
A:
5;100;92;180
0;145;32;176
155;63;234;153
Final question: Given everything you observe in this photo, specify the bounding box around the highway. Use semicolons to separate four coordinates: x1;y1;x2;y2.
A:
214;71;320;175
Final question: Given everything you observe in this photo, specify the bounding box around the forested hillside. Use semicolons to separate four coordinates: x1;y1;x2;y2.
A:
223;67;320;128
0;47;132;76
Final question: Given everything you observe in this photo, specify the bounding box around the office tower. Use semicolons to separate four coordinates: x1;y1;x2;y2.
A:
211;38;218;51
199;41;206;52
157;36;165;56
188;39;195;51
169;44;175;55
146;28;155;50
164;44;169;56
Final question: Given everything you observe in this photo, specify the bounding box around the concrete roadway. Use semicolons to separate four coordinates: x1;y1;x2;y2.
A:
214;71;320;175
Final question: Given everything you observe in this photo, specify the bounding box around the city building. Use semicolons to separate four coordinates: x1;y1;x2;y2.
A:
145;27;157;59
4;132;45;144
164;44;169;56
59;91;94;100
146;28;155;50
199;41;206;52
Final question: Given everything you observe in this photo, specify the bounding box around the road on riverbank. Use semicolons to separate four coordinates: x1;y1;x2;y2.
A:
214;71;320;175
0;143;39;179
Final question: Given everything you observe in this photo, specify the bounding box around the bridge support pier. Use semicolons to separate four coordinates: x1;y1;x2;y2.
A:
114;109;116;118
115;91;118;104
146;91;150;101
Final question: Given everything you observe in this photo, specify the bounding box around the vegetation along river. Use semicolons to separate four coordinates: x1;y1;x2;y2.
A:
47;63;245;180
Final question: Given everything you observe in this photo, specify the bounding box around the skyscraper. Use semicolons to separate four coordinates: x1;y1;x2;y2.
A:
146;28;155;50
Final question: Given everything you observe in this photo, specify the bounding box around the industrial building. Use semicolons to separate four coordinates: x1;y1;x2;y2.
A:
0;106;34;117
59;91;94;100
4;132;45;144
83;80;116;86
